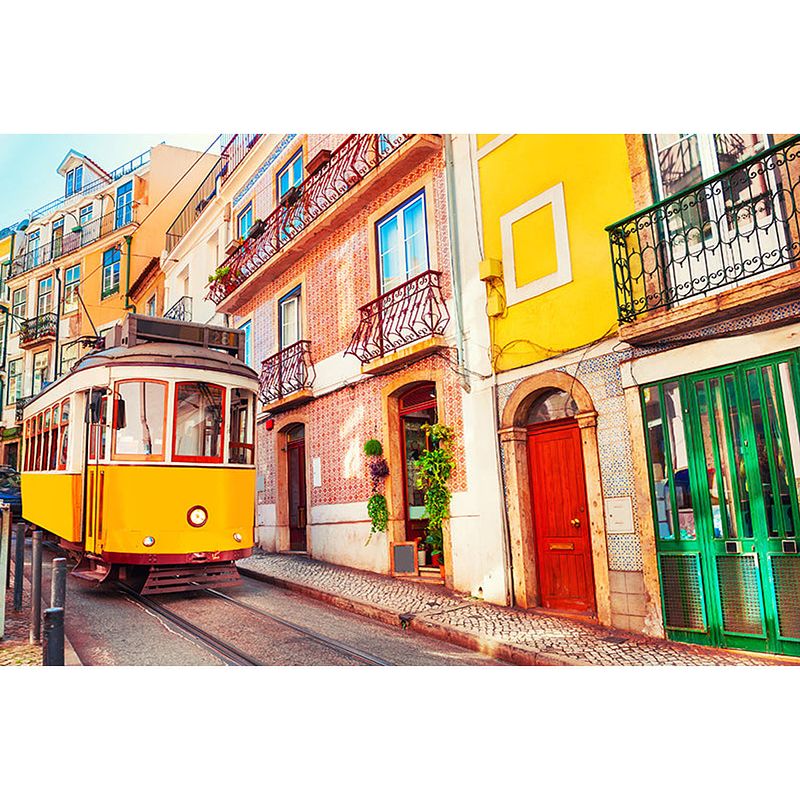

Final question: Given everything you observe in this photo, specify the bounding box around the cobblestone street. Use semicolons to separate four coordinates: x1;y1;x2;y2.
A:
239;551;799;666
1;565;41;667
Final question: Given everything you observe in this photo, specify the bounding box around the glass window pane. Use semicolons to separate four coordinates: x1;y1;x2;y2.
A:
378;215;402;291
663;382;695;540
174;383;224;460
644;386;673;540
403;198;427;277
526;389;578;425
113;382;166;457
229;388;254;465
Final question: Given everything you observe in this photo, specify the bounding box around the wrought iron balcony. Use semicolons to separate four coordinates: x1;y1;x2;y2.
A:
207;134;415;304
165;134;262;253
608;135;800;324
15;395;35;423
20;313;58;347
346;270;449;364
164;295;193;321
8;210;122;279
259;340;315;405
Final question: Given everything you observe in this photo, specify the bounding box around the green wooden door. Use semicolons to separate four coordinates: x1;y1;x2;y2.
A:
643;352;800;656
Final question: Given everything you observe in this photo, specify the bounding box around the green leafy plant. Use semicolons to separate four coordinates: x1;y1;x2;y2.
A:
414;423;455;558
364;439;389;544
363;438;383;457
208;264;231;284
366;493;389;538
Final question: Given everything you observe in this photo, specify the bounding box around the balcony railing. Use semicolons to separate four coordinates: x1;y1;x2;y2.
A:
8;207;131;279
165;134;262;253
20;313;58;346
164;295;193;321
346;270;449;363
207;134;414;304
29;150;149;222
259;340;315;404
15;395;35;423
219;134;261;185
608;134;800;323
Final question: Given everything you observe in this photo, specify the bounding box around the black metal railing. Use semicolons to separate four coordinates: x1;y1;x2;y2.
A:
207;134;415;303
165;134;262;253
164;295;193;321
608;135;800;323
346;270;449;363
15;395;35;423
259;340;314;403
20;313;58;345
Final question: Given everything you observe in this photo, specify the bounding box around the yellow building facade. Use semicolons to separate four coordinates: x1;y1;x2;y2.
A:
470;134;653;633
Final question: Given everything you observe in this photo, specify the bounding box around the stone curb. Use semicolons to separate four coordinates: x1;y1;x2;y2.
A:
237;567;581;666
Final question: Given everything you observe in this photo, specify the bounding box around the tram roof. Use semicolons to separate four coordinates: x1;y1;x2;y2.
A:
71;341;258;380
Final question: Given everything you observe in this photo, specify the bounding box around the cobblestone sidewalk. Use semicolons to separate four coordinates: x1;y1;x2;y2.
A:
2;574;42;667
238;551;797;666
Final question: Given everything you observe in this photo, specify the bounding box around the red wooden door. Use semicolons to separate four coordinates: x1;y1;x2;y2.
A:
527;419;596;613
287;439;307;551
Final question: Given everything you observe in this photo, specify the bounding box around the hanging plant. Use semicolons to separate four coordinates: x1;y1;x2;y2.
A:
364;439;389;544
414;423;455;559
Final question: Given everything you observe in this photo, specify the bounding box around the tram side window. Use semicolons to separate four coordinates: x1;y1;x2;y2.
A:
49;404;59;470
35;413;44;471
229;388;255;465
173;382;225;462
58;399;70;470
112;381;166;460
88;397;108;461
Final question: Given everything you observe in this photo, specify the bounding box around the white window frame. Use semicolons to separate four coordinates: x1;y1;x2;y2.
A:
63;265;80;314
277;150;303;200
376;192;430;294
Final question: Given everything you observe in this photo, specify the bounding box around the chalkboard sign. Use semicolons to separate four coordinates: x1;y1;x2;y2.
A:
391;542;419;576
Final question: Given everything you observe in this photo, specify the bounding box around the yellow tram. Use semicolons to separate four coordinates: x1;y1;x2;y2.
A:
19;314;258;593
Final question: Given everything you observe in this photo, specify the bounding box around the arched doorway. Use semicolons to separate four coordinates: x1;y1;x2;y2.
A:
398;383;437;548
285;423;307;551
499;371;611;624
525;389;596;613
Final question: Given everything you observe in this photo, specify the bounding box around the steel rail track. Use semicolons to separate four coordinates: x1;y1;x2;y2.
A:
115;584;263;666
203;586;395;667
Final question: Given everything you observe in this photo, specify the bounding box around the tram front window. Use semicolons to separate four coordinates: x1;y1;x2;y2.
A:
174;382;225;462
112;381;166;459
229;388;255;465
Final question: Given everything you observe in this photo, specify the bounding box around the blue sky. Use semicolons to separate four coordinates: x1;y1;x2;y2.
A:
0;134;217;228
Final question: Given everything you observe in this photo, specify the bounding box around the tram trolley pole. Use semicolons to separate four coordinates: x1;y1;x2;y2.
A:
29;528;42;644
13;523;25;611
51;558;67;611
42;607;64;666
0;503;9;639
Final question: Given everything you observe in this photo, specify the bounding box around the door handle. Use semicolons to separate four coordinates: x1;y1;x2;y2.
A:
570;518;581;528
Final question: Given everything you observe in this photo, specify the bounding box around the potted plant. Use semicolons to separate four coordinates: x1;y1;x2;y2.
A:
414;423;455;580
364;439;389;545
417;538;426;567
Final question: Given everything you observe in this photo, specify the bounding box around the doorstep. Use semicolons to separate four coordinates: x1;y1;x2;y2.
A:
237;550;800;667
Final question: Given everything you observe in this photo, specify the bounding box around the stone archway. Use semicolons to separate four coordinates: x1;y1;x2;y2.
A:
499;370;611;625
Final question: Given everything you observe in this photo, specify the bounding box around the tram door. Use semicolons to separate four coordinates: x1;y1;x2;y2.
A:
83;390;107;555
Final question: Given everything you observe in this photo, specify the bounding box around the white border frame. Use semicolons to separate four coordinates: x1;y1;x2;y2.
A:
499;181;572;306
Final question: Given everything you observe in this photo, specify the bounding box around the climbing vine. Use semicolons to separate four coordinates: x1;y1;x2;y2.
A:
414;423;455;557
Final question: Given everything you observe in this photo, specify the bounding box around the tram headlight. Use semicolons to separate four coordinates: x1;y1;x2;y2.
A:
187;505;208;527
143;536;155;547
233;533;242;543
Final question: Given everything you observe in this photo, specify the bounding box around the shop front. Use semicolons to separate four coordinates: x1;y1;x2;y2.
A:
642;350;800;656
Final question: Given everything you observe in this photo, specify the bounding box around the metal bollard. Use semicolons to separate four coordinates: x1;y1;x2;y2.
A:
13;523;25;612
42;607;65;666
29;529;42;644
51;557;67;611
0;504;9;640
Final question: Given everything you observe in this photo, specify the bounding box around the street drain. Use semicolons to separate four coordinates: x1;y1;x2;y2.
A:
602;636;628;644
